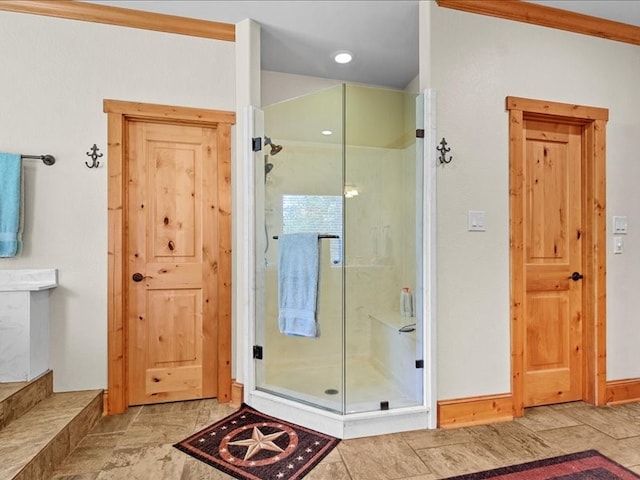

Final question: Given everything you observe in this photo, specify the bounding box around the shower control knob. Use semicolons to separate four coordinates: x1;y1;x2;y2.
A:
132;273;144;282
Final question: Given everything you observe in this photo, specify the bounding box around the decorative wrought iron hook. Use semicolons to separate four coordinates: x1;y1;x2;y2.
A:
85;144;103;168
437;137;453;164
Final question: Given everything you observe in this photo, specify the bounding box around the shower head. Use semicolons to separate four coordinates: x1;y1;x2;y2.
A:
264;136;283;156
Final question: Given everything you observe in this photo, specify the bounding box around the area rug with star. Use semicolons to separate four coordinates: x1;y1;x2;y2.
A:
444;450;640;480
174;403;340;480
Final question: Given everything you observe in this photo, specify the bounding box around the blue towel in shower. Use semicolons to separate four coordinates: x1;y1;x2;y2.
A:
278;233;320;337
0;153;22;257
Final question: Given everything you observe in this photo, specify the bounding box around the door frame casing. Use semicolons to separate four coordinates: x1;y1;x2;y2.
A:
507;96;608;416
104;99;235;414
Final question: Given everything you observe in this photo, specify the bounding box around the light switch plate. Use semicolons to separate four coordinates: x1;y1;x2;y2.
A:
468;210;486;232
613;236;624;254
613;216;628;234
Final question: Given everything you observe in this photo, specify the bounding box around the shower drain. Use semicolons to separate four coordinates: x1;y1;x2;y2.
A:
324;388;339;395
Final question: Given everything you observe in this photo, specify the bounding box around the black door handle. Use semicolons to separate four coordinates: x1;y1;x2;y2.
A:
569;271;584;281
132;272;144;282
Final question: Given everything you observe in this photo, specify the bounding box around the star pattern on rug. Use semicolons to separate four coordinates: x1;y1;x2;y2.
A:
174;405;340;479
228;426;286;460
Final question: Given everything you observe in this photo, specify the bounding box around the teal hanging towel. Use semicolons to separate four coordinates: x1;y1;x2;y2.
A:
0;152;23;257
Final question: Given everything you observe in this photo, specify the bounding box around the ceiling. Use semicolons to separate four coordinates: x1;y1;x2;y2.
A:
87;1;640;91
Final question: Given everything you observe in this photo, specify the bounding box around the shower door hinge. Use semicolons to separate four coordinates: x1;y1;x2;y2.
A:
416;129;425;138
253;345;263;360
415;359;424;369
252;137;262;152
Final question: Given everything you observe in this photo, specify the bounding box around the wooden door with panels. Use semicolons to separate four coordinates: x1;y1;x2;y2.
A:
508;97;608;416
105;100;234;413
522;119;583;406
127;120;218;405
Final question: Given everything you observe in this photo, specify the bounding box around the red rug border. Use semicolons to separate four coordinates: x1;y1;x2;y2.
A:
444;450;640;480
174;403;340;480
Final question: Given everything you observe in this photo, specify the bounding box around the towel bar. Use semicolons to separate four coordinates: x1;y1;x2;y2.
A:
272;234;339;239
21;154;55;166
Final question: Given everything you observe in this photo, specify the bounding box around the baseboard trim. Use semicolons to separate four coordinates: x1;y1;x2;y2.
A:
102;390;109;416
230;380;244;408
438;393;513;428
606;378;640;405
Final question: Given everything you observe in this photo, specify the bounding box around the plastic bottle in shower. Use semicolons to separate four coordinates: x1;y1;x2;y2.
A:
400;287;414;317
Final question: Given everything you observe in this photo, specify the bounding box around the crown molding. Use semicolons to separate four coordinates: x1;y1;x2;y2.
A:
437;0;640;46
0;0;235;42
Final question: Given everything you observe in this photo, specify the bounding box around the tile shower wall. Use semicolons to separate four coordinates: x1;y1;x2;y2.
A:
262;141;415;373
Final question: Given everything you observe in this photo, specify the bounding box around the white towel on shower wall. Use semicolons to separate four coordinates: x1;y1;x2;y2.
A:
278;233;320;337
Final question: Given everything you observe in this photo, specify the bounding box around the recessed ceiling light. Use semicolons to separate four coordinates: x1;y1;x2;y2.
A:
321;130;333;136
333;50;353;64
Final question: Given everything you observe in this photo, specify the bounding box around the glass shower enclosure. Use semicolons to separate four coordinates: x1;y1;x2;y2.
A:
254;84;424;418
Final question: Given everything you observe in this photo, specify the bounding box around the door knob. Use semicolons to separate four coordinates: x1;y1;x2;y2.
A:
569;271;584;281
132;272;144;282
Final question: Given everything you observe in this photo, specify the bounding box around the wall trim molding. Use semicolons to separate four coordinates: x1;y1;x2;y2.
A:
438;393;513;428
606;379;640;405
231;380;244;408
102;390;108;416
0;0;235;42
436;0;640;47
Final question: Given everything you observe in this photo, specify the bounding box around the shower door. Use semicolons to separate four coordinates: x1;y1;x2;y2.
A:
255;85;346;413
254;84;423;415
343;85;422;413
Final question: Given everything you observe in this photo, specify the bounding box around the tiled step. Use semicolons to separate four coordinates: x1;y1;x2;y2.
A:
0;373;103;480
0;370;53;431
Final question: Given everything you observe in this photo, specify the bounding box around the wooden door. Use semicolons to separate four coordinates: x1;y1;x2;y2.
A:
126;120;219;405
508;97;608;416
522;119;583;407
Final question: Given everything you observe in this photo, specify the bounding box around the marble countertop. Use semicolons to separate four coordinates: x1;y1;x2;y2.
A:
0;269;58;291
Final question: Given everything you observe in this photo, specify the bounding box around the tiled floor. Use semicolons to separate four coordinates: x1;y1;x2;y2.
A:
51;400;640;479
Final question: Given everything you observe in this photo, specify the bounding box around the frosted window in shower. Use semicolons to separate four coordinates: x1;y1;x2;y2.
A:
282;194;342;265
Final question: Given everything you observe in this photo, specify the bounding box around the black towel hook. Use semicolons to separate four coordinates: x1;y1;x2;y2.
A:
85;144;103;168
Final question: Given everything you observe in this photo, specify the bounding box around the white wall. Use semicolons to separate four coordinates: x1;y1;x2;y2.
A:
0;11;235;392
430;3;640;399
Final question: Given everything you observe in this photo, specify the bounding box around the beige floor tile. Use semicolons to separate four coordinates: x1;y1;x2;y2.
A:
549;401;592;410
138;399;205;417
628;464;640;475
416;441;501;478
46;398;640;480
179;455;236;479
401;426;475;450
339;434;431;480
51;473;100;480
193;402;238;430
90;407;141;434
596;435;640;467
536;424;614;453
402;476;438;480
319;447;343;464
115;411;200;448
562;404;640;439
96;443;187;480
515;405;583;432
54;433;123;476
305;461;352;480
609;402;640;421
465;422;564;466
